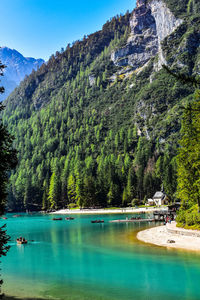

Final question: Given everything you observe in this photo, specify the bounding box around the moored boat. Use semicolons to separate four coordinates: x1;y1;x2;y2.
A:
91;220;104;224
52;217;63;221
13;214;22;218
65;217;74;220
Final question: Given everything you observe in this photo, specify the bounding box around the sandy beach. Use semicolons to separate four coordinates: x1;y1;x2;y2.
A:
137;222;200;251
51;207;166;215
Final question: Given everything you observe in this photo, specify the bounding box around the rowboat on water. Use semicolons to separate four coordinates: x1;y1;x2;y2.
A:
91;220;104;224
16;237;28;244
52;217;63;221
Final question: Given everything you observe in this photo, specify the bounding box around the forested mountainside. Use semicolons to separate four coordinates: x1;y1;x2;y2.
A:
2;0;200;211
0;47;44;101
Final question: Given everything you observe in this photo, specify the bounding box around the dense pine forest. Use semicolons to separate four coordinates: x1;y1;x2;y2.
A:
2;0;200;212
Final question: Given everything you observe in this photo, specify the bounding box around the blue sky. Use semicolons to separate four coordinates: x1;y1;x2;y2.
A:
1;0;136;61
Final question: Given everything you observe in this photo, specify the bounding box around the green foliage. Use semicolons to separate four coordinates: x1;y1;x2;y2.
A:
0;60;17;298
68;203;79;209
48;172;60;209
177;205;200;229
176;91;200;227
131;198;140;207
67;174;76;204
0;61;17;212
147;0;200;17
2;8;200;212
163;0;190;17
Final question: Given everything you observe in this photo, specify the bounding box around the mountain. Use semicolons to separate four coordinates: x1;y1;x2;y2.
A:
0;47;44;101
2;0;200;211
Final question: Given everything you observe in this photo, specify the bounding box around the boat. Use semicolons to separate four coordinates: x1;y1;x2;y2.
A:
16;238;28;244
130;217;141;220
65;217;74;220
91;220;104;224
52;217;63;221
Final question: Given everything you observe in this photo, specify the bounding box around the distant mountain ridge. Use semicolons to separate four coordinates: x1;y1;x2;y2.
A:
0;47;44;101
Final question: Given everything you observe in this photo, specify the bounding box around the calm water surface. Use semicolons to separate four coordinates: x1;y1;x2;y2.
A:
1;213;200;299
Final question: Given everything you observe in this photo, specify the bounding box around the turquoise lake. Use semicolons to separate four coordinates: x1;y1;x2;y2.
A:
1;213;200;299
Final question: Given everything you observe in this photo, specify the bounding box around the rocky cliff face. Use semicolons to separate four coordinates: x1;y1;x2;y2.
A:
0;47;44;101
150;0;182;70
111;0;182;71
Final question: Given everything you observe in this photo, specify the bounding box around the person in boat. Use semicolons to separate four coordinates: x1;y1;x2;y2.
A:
17;237;24;242
17;237;27;244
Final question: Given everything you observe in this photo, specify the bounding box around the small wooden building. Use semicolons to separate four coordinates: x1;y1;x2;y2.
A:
153;191;168;206
147;199;154;206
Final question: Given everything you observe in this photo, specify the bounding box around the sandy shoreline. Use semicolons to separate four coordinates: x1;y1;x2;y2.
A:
137;222;200;251
51;207;166;215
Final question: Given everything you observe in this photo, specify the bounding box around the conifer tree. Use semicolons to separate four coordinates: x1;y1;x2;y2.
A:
67;174;77;204
177;92;200;212
0;59;17;298
48;172;60;209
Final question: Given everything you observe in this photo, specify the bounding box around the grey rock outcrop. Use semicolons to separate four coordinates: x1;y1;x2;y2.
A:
150;0;183;70
111;0;183;71
89;75;96;86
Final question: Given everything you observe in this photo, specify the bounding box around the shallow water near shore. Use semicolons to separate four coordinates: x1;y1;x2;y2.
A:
1;213;200;300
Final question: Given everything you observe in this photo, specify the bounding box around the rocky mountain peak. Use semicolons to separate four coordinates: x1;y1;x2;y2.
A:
136;0;146;8
129;0;156;37
111;0;183;72
0;47;44;101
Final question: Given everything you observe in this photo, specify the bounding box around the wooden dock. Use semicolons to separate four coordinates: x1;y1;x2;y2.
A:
109;219;154;223
153;210;176;221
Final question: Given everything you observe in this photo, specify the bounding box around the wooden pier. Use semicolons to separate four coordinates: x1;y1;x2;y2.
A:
153;210;176;221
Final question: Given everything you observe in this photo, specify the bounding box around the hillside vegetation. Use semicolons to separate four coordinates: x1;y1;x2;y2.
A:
2;0;200;211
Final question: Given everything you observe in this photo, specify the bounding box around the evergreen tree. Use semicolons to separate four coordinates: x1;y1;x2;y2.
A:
82;176;97;207
107;182;120;206
126;167;137;203
48;172;60;209
177;92;200;212
42;179;49;210
67;174;77;204
0;60;17;298
0;60;17;207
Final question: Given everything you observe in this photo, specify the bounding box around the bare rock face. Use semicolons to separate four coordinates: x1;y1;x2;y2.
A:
111;0;183;71
149;0;183;70
112;0;158;69
89;75;96;86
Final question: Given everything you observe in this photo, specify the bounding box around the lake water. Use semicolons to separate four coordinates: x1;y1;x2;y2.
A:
1;213;200;300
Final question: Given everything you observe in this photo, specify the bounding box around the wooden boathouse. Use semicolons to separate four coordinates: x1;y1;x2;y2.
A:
153;203;180;221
